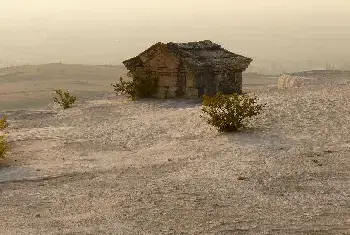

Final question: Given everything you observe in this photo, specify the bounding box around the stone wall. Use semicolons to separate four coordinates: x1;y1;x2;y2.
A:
156;71;198;99
155;86;177;98
126;50;243;98
128;68;242;98
185;87;199;98
184;72;198;98
193;69;243;96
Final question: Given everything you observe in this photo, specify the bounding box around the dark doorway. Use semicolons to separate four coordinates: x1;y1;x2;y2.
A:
176;73;186;97
198;86;205;97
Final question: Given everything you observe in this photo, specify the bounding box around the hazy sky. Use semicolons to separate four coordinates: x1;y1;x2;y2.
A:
1;0;350;69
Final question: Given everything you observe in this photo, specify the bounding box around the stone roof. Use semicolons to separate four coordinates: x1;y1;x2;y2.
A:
123;40;253;71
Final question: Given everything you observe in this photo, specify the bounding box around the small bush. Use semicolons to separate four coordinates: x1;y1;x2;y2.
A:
0;116;10;158
53;89;76;109
112;75;158;100
112;77;137;100
201;92;266;132
0;135;10;159
0;116;9;131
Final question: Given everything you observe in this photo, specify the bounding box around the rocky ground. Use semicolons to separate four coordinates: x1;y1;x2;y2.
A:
1;72;350;234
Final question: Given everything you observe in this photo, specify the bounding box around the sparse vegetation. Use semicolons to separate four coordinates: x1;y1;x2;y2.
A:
53;89;76;109
201;92;266;132
0;116;9;131
0;116;10;158
0;135;10;159
112;74;159;100
112;77;137;100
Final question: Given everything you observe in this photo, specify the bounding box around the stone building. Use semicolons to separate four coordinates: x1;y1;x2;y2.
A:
123;40;252;98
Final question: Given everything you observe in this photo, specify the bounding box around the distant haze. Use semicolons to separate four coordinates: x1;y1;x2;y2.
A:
1;0;350;73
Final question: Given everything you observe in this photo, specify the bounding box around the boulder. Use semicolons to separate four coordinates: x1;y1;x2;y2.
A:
277;74;315;89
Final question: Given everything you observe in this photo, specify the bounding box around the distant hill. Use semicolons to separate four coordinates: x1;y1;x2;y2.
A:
0;63;127;110
289;70;350;78
0;63;126;78
243;72;277;78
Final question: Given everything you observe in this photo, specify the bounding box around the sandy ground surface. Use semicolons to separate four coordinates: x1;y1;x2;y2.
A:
1;67;350;234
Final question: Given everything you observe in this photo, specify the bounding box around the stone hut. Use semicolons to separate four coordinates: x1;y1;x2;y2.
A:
123;40;253;98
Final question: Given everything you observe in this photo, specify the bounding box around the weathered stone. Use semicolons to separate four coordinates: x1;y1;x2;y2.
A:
123;40;252;98
277;74;316;89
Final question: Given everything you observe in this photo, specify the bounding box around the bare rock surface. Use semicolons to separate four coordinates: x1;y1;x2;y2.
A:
1;74;350;234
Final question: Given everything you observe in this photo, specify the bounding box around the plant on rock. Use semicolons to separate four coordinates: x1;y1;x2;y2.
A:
0;116;8;131
0;116;10;158
112;77;137;100
53;89;76;109
201;92;266;132
112;74;158;101
0;135;10;159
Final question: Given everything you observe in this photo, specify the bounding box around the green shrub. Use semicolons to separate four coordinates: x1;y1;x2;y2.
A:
112;77;137;100
0;116;10;158
201;92;266;132
0;135;10;159
112;74;159;101
53;89;76;109
0;116;8;131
